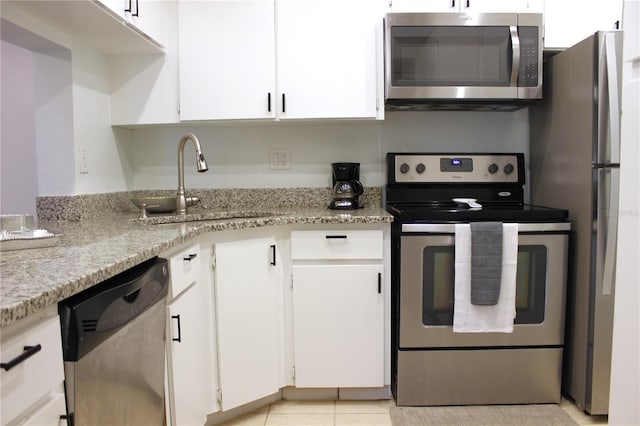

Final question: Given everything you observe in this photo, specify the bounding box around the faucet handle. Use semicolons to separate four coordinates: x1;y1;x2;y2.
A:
139;203;148;219
185;196;202;208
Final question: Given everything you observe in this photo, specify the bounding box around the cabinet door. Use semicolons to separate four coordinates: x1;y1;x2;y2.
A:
129;0;173;46
292;264;384;388
214;238;281;410
389;0;538;13
178;0;276;121
99;0;126;18
544;0;622;49
464;0;537;13
21;391;66;426
110;0;179;125
166;280;215;426
276;0;382;119
389;0;456;12
1;316;65;424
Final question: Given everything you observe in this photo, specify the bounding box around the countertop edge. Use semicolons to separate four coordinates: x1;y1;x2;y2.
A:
1;211;392;328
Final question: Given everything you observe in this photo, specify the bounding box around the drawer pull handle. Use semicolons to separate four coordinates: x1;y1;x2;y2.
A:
378;273;382;294
172;315;182;342
325;235;347;239
183;253;197;262
270;244;277;266
1;344;42;371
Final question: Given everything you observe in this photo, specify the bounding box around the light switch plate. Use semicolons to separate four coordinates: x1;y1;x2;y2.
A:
269;147;291;170
79;145;88;174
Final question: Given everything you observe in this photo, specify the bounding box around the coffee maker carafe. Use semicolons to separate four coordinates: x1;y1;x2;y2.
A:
329;162;364;210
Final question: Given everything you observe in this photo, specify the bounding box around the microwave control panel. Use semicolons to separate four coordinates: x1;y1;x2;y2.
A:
518;26;540;87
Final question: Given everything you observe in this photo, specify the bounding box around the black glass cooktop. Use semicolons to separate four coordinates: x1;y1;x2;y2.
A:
386;202;568;223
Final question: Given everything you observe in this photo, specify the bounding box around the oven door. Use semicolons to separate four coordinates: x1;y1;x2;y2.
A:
399;223;569;348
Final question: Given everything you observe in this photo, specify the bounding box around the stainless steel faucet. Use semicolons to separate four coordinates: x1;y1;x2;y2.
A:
177;133;209;215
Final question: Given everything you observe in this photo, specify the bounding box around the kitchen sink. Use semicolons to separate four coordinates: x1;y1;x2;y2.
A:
136;210;277;225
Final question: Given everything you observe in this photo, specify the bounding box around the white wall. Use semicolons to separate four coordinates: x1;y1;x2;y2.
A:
71;41;134;194
608;1;640;424
130;109;530;192
0;18;134;204
0;40;38;216
33;46;75;197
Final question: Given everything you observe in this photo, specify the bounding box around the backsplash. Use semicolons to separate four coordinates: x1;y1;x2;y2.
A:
36;187;383;221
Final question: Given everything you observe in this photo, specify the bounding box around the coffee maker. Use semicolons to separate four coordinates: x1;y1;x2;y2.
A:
329;162;364;210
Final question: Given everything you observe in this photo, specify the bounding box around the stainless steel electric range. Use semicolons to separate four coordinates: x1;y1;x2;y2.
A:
386;153;571;406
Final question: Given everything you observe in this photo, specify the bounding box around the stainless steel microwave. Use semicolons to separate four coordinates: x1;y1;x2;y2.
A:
385;13;543;110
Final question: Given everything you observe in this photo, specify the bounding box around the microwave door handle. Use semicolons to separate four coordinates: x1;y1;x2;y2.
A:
510;26;520;87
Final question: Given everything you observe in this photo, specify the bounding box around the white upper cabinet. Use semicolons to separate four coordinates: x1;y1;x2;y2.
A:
128;0;173;47
178;0;277;121
2;0;164;54
99;0;127;18
388;0;543;13
110;0;180;125
543;0;623;49
275;0;383;120
178;0;384;121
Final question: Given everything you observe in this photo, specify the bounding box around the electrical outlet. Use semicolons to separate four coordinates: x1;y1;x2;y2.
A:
79;145;88;174
269;147;291;170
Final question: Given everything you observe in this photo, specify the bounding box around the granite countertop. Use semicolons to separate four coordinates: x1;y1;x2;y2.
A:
0;207;393;328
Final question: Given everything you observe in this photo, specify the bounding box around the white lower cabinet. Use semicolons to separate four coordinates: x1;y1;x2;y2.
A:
20;392;66;426
291;264;384;387
0;311;66;426
164;244;217;426
213;237;282;411
290;229;385;388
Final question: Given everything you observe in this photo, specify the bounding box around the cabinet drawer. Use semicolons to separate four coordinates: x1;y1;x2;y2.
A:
167;244;201;298
21;390;66;426
1;316;65;424
291;230;383;260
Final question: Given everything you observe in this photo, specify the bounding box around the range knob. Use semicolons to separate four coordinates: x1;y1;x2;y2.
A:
488;163;499;174
504;163;515;174
416;163;426;174
400;163;410;174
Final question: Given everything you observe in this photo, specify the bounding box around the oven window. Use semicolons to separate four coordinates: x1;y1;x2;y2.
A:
422;245;547;325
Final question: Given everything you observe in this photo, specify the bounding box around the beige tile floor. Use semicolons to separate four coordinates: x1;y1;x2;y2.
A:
219;398;608;426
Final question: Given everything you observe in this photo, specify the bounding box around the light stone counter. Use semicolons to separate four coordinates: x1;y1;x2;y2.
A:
0;207;392;327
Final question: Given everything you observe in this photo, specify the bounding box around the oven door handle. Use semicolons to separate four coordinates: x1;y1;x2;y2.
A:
401;223;570;233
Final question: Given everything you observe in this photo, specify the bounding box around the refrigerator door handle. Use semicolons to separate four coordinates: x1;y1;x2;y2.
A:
601;166;620;296
605;33;621;163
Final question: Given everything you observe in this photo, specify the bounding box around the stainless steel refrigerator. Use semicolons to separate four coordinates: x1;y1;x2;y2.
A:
529;30;622;415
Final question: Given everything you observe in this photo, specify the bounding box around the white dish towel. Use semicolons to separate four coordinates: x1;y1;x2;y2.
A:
453;223;519;333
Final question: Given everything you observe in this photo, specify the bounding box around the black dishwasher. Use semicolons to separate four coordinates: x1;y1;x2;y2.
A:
59;257;169;426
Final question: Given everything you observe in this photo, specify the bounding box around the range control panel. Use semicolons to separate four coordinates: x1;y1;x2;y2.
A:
389;153;523;184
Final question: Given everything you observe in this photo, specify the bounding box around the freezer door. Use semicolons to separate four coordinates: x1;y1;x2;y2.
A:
595;31;623;165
